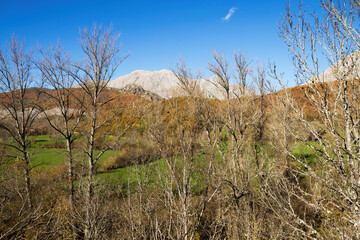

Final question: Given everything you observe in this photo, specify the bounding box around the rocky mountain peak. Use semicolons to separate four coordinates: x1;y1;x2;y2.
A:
108;69;249;99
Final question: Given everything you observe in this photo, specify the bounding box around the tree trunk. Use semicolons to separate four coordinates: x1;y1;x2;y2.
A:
84;110;96;240
66;139;74;210
84;162;93;240
22;146;32;210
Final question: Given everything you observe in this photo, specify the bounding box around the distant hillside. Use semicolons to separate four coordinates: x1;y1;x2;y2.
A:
0;87;140;114
2;79;352;123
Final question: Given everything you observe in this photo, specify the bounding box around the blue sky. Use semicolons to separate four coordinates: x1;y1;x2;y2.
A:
0;0;321;86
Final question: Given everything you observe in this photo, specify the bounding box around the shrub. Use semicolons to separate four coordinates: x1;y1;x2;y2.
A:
102;141;160;171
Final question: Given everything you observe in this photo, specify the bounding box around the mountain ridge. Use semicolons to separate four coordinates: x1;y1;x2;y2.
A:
108;69;247;99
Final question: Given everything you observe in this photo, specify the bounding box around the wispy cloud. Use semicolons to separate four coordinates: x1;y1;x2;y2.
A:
222;7;237;22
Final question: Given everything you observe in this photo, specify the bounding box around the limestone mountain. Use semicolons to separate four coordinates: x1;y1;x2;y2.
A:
107;69;248;99
309;51;360;83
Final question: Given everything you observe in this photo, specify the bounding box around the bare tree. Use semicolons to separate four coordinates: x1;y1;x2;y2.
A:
0;36;61;240
36;44;86;210
136;62;223;240
71;24;129;239
0;36;41;209
173;59;203;98
207;52;277;238
208;52;232;100
269;0;360;238
251;63;268;171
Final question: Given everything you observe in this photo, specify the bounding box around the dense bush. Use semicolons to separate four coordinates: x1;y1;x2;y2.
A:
102;141;160;171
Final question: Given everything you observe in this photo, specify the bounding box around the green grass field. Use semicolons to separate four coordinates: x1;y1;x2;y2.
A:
1;134;165;193
2;135;321;195
29;148;120;168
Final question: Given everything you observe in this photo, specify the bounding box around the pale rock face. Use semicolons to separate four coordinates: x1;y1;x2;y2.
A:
309;51;360;84
108;69;178;98
108;69;250;99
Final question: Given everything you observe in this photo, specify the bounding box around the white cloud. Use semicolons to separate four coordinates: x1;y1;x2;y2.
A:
222;7;237;22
